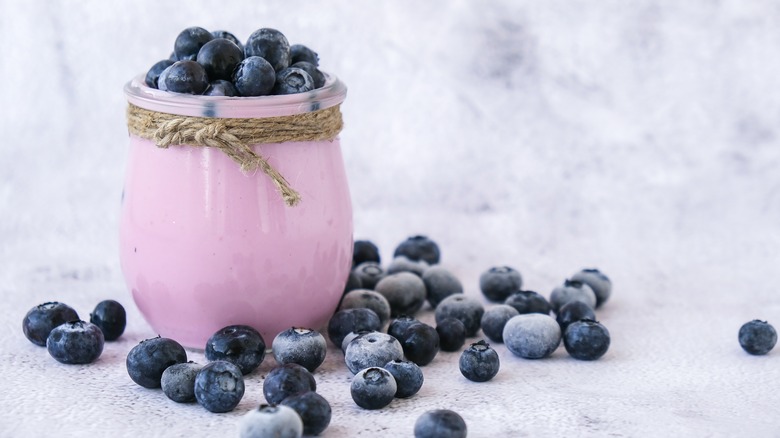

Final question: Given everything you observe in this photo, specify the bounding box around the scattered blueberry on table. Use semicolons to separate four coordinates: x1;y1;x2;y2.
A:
126;336;188;388
738;320;777;355
23;301;79;346
272;327;327;372
204;324;266;375
161;361;203;403
89;299;126;341
46;320;104;365
479;266;523;302
459;340;500;382
350;367;397;410
414;409;468;438
239;404;303;438
263;363;317;405
194;360;245;413
563;319;611;361
279;391;332;436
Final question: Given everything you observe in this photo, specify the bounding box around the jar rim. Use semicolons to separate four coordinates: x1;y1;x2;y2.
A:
124;71;347;118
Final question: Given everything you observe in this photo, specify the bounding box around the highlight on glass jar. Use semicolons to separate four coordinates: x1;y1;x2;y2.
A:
120;64;352;348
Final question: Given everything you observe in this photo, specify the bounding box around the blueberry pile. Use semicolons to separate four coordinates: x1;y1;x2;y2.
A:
144;26;326;97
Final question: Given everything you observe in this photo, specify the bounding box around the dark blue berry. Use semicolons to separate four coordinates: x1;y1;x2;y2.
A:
327;308;381;348
205;324;266;375
194;360;245;413
89;299;126;341
350;367;396;410
211;30;244;53
23;301;79;346
352;261;386;289
480;304;519;343
384;359;424;398
244;28;291;71
344;332;404;374
434;294;484;337
353;240;380;267
263;363;317;405
145;59;175;88
422;266;463;309
550;280;597;313
156;64;174;92
196;38;244;81
273;67;314;95
161;361;202;403
400;323;440;366
126;336;187;388
375;272;427;317
555;300;596;331
290;44;319;66
459;340;499;382
272;327;327;372
504;290;552;315
162;60;209;95
503;314;561;359
436;318;467;352
290;61;325;89
480;266;522;302
563;319;610;360
233;56;276;96
738;320;777;355
203;79;238;97
394;235;440;265
280;391;332;436
414;410;467;438
46;320;104;364
571;268;612;308
173;26;213;61
388;315;420;341
339;289;392;327
239;405;303;437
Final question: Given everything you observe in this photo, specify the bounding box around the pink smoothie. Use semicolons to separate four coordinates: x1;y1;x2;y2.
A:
120;75;352;348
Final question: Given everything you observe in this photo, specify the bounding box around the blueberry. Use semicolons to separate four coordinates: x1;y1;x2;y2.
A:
386;256;429;277
339;289;392;327
399;323;440;366
280;391;331;436
244;28;291;71
239;404;303;438
343;270;363;294
89;299;126;341
352;262;386;289
479;266;523;302
162;60;209;95
46;320;104;364
340;329;374;353
263;363;316;405
394;235;440;265
436;318;467;352
22;301;79;346
350;367;396;410
414;410;468;438
273;67;314;95
422;266;463;309
173;26;214;61
126;336;188;388
459;340;499;382
196;38;244;81
384;359;424;398
233;56;276;96
157;64;174;92
503;313;561;359
374;272;427;317
563;319;610;361
203;79;239;97
571;268;612;308
434;294;485;337
205;325;266;375
388;315;421;341
290;61;325;89
289;44;319;66
161;361;203;403
738;320;777;355
480;304;520;343
272;327;327;372
344;332;404;374
504;290;552;315
144;59;175;88
549;280;597;313
211;30;244;53
327;308;381;348
194;360;245;413
556;300;596;331
353;240;380;267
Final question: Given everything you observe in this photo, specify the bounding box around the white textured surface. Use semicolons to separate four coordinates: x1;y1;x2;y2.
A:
2;0;780;436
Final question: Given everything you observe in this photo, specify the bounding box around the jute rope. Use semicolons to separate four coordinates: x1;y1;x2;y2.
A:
126;103;343;207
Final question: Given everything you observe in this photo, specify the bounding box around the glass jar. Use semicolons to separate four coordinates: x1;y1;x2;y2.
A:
120;74;352;348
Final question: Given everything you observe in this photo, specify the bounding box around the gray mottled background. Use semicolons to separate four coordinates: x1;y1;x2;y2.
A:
2;1;780;436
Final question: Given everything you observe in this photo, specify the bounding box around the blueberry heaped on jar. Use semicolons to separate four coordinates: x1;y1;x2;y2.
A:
196;38;244;81
173;26;214;61
244;28;291;71
273;67;315;95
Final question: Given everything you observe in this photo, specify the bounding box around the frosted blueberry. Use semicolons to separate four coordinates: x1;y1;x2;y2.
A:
233;56;276;96
205;325;266;375
161;361;203;403
290;61;325;89
194;360;245;413
436;318;467;352
244;28;291;71
480;304;520;343
479;266;522;302
196;38;244;81
126;336;187;388
173;26;213;61
263;363;316;405
239;405;303;438
399;323;440;366
422;266;463;309
504;290;551;315
203;79;238;97
374;272;427;317
459;340;499;382
394;235;440;265
564;319;610;361
352;261;386;289
23;301;79;346
327;308;381;348
344;332;404;375
738;320;777;355
384;359;424;398
350;367;397;410
290;44;319;66
272;327;327;372
280;392;331;436
46;320;104;365
144;59;175;88
163;60;209;95
388;315;421;341
341;330;374;353
339;289;392;327
571;268;612;308
414;410;467;438
556;300;596;331
353;240;380;267
549;280;597;313
503;313;561;359
89;299;126;341
386;256;429;277
435;294;484;337
273;67;314;95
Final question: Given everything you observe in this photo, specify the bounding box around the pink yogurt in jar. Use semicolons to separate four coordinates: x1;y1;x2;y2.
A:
120;73;352;348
